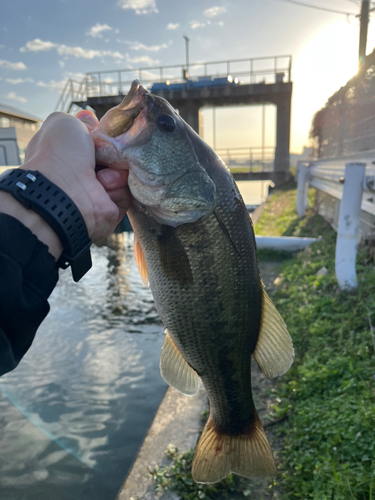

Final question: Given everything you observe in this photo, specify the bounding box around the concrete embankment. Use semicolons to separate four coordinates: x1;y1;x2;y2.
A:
116;387;207;500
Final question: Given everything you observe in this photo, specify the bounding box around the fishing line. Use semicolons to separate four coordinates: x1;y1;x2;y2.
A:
0;386;103;473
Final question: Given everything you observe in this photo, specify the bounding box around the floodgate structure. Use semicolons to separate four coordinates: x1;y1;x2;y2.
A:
56;55;293;186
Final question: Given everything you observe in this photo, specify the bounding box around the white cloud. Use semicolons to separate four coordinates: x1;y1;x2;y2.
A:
167;23;179;30
127;55;159;66
66;71;86;80
87;23;112;38
124;40;169;52
59;61;65;68
36;79;66;90
6;92;27;103
217;21;224;26
0;59;27;70
190;21;206;29
4;77;34;84
203;6;226;17
0;45;4;49
117;0;158;14
20;38;126;61
20;39;55;52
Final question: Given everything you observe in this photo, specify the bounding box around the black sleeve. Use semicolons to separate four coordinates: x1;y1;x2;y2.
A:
0;214;59;376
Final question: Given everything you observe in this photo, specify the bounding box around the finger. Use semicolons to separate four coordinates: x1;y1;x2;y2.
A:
76;109;99;132
116;206;129;225
107;186;131;211
97;168;129;190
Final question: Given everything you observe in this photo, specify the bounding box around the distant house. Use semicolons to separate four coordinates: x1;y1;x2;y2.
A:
0;103;43;164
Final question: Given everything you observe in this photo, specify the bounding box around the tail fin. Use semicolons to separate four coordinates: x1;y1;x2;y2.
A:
192;411;276;484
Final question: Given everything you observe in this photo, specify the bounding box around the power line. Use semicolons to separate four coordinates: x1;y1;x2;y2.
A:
272;0;357;16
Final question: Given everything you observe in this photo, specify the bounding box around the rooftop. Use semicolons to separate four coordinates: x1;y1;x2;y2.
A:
0;103;43;123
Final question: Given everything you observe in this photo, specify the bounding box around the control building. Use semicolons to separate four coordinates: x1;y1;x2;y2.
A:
0;104;42;165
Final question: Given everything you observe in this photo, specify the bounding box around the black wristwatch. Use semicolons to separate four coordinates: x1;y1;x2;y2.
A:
0;168;92;282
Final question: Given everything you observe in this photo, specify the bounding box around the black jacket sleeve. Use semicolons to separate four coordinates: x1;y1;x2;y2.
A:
0;214;59;376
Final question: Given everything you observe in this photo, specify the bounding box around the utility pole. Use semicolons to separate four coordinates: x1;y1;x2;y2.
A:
359;0;370;69
183;35;190;79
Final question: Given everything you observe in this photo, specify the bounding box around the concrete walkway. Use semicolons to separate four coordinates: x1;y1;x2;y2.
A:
116;387;207;500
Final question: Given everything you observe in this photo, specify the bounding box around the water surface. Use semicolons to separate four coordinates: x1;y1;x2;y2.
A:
0;234;166;500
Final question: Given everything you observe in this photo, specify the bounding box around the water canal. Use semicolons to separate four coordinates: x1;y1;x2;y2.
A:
0;235;167;500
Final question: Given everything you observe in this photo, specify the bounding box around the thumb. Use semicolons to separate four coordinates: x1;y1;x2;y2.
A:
76;109;99;132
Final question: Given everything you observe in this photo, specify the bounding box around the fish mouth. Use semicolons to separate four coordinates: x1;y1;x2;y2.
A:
100;79;147;138
92;80;148;168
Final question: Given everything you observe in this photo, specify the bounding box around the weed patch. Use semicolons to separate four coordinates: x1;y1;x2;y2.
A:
267;207;375;499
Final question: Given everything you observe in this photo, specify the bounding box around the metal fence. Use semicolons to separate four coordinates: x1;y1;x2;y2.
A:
216;147;275;172
310;49;375;159
56;55;292;112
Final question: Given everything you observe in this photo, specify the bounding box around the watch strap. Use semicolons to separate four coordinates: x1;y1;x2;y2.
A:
0;168;92;282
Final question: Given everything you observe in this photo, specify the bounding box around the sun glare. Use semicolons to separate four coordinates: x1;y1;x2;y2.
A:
291;18;363;152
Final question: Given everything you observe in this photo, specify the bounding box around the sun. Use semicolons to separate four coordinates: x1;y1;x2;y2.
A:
291;17;364;151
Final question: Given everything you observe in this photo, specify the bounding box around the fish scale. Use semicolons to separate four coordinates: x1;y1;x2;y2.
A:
129;167;262;436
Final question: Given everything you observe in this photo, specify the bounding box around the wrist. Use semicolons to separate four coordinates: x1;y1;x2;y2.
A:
0;191;63;260
22;160;94;234
0;169;92;281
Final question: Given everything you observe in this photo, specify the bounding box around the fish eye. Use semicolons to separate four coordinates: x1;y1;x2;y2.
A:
157;114;176;133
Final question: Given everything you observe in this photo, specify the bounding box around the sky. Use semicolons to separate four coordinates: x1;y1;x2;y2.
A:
1;0;375;154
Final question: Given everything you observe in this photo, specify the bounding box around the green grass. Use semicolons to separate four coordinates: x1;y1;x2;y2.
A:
260;185;375;499
152;446;253;499
254;180;318;238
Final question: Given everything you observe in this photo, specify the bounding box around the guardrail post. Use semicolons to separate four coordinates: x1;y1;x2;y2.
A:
297;162;309;217
335;162;366;290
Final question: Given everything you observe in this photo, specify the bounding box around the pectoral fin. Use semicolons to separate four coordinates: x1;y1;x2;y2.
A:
160;330;200;396
156;226;193;287
134;234;148;286
253;289;294;378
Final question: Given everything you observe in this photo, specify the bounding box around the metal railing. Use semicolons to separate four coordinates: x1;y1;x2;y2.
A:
215;147;275;173
297;157;375;289
304;158;375;218
56;55;292;112
56;77;91;114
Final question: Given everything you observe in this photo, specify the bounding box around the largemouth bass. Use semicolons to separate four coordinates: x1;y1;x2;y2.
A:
90;80;294;484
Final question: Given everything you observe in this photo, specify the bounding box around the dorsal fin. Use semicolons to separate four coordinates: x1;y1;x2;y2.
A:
133;234;148;286
160;330;200;396
253;288;294;378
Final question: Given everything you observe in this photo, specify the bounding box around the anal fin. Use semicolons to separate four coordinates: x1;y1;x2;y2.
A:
192;410;276;484
160;330;200;396
253;288;294;378
134;234;148;286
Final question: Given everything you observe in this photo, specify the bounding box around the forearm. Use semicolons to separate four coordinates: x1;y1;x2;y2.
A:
0;214;59;375
0;191;63;260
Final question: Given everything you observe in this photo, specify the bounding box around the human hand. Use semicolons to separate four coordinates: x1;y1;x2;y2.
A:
23;111;131;244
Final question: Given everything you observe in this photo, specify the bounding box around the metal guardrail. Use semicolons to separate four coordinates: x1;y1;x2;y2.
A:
56;55;292;112
300;158;375;217
297;158;375;290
